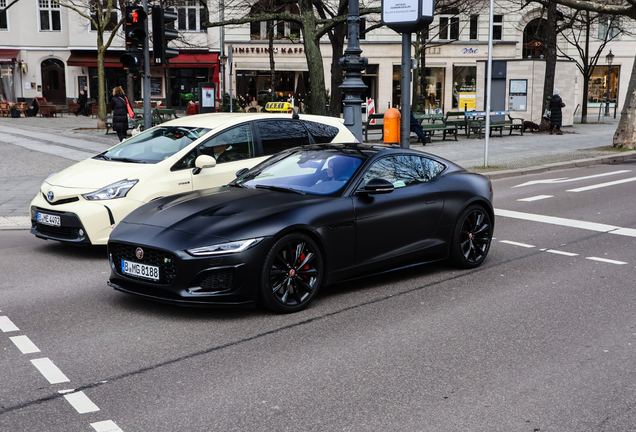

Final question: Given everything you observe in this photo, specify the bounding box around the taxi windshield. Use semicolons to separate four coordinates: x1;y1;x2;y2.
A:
97;126;210;164
237;150;362;196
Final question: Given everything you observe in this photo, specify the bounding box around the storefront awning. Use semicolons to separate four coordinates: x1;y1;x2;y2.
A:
169;52;218;68
67;51;218;68
235;62;308;72
67;51;124;68
0;49;20;64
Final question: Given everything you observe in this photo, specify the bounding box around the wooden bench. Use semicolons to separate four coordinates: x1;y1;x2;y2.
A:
444;111;469;134
414;113;458;141
363;113;385;141
464;111;524;138
155;108;178;121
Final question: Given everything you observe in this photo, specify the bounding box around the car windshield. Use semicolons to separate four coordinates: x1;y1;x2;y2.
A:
97;126;210;163
237;150;363;195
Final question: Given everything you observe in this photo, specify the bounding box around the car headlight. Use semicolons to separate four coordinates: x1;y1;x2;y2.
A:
82;179;139;201
187;238;264;256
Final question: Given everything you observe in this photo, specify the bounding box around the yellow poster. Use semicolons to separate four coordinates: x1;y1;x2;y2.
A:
458;92;476;110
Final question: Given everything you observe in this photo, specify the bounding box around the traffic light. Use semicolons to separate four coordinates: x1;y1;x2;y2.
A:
152;5;179;66
120;5;147;70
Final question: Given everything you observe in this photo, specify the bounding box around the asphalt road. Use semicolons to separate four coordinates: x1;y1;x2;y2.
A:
1;162;636;431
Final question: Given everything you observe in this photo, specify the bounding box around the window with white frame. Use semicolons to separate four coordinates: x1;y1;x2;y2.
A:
438;9;459;40
249;1;300;40
39;0;61;31
168;0;206;32
492;15;503;40
597;18;620;41
90;2;119;32
0;0;8;30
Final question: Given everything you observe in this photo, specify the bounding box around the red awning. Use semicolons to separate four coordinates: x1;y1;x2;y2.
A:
168;52;218;68
67;51;124;68
67;51;218;69
0;49;20;64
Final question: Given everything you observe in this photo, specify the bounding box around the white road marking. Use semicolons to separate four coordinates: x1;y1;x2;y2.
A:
500;240;535;248
64;391;100;414
91;420;124;432
567;176;636;192
0;316;19;332
518;195;553;202
30;358;70;384
546;249;579;257
513;170;631;188
9;335;41;354
586;257;628;265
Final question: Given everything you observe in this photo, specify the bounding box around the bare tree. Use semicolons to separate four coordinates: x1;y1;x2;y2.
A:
52;0;128;120
548;0;636;147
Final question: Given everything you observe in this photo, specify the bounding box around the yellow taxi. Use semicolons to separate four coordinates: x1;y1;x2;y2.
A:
30;105;356;245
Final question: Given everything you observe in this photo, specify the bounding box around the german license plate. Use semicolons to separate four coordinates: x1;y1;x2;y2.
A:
121;260;160;281
37;212;61;227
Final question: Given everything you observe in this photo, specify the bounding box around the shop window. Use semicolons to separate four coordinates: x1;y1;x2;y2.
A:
493;15;503;40
423;67;445;111
597;18;620;41
0;0;8;30
39;0;61;31
469;15;478;40
587;65;620;104
0;64;13;101
452;66;476;110
439;16;459;40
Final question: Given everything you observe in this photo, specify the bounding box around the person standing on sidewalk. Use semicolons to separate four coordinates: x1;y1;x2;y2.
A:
549;89;565;135
109;86;129;142
75;90;87;116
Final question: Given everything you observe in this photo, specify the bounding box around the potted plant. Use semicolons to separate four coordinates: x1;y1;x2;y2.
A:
9;104;20;118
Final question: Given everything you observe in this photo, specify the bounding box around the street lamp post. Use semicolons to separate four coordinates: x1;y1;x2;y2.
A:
339;0;368;142
605;49;614;116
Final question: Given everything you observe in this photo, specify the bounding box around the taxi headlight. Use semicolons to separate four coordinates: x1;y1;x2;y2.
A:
82;179;139;201
187;238;264;256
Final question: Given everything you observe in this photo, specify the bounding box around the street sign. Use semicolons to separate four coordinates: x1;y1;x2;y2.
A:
381;0;433;33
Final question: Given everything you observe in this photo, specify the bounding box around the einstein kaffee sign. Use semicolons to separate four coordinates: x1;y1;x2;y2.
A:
381;0;434;33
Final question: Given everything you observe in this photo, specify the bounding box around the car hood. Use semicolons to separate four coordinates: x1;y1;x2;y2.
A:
118;186;331;240
47;158;151;189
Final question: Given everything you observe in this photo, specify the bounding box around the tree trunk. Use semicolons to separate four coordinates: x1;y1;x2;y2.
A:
329;21;346;118
540;2;558;131
96;43;107;121
612;50;636;148
268;22;276;96
581;10;590;124
298;0;328;116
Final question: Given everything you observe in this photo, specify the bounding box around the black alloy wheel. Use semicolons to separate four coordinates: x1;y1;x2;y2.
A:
450;204;492;269
259;233;323;313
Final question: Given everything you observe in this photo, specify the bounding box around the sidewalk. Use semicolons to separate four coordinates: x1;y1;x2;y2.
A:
1;114;634;230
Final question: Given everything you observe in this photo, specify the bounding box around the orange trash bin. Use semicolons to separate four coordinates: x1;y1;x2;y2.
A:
383;108;401;144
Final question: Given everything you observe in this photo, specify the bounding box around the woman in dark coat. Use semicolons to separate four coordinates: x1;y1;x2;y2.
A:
109;86;129;142
549;89;565;135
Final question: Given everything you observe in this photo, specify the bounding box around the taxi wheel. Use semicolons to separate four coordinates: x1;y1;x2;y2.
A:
450;205;492;269
259;233;323;313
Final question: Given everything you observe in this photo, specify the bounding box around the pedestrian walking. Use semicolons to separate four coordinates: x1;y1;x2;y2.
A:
75;90;87;116
549;89;565;135
109;86;129;142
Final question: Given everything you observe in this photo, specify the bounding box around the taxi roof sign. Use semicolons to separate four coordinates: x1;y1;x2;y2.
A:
264;101;299;119
264;102;293;112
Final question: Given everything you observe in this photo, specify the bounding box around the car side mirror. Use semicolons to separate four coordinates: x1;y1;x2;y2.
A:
235;168;249;178
193;155;216;175
359;178;394;194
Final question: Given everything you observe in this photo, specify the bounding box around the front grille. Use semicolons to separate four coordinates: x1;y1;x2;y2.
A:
109;241;178;284
43;193;80;206
195;268;235;293
33;223;80;240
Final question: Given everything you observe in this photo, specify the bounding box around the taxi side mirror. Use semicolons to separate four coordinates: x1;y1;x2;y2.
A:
193;155;216;175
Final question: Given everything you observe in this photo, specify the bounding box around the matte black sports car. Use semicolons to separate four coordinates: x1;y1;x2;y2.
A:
107;144;494;313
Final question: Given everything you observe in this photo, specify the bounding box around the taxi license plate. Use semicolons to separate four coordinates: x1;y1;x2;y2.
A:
121;260;160;281
37;212;61;227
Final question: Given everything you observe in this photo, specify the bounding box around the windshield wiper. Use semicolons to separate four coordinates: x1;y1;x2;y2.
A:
255;185;306;195
94;154;111;161
109;157;147;164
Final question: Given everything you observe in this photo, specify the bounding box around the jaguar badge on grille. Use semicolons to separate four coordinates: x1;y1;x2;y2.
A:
135;247;144;259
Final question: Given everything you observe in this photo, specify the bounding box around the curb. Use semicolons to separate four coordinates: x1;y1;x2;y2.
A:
479;150;636;179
